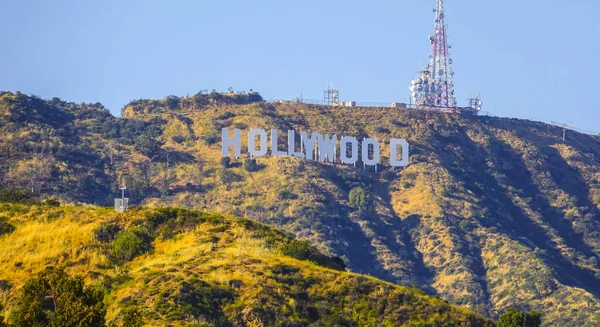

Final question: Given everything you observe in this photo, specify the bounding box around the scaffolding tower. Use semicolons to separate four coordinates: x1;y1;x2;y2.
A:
468;94;483;111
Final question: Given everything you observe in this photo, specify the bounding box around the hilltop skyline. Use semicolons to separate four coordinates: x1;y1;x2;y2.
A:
1;0;599;131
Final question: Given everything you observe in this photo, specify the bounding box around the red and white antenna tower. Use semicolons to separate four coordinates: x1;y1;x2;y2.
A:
410;0;457;109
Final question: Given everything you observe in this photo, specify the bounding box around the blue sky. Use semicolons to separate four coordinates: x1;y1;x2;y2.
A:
1;1;599;131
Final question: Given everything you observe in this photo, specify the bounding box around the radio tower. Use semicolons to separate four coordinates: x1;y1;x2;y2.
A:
410;0;457;109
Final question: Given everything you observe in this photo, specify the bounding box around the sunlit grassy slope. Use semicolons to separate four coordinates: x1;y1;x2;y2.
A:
2;92;600;325
127;100;600;326
0;203;492;326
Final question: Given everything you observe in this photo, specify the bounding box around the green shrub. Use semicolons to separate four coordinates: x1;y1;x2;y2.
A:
0;188;39;204
134;131;163;157
0;218;15;237
381;170;395;181
220;156;231;168
111;227;153;264
215;111;235;120
403;171;418;181
498;307;542;327
459;219;472;231
145;208;206;239
232;121;247;129
164;95;180;110
244;158;259;172
93;223;122;243
43;198;60;207
279;190;298;200
177;281;233;321
120;307;144;327
203;133;220;145
171;135;186;144
331;256;347;270
281;240;313;261
145;207;180;228
280;240;346;271
219;169;242;184
374;126;390;134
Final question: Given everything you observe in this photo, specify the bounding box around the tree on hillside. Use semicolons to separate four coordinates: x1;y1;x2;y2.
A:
349;187;372;213
244;158;259;172
180;160;204;189
126;160;153;201
111;227;153;264
498;307;542;327
0;136;20;184
134;131;163;158
107;140;117;165
116;308;144;327
220;157;231;168
153;163;176;196
6;154;55;193
164;95;180;110
208;91;223;105
247;92;264;103
0;216;16;237
11;269;106;327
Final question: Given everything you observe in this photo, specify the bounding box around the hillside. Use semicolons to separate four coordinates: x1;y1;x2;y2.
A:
0;202;492;326
1;91;600;325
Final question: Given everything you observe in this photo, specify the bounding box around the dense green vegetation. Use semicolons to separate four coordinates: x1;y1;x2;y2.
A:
121;91;264;117
348;186;372;212
1;91;600;325
497;308;541;327
0;203;492;326
11;269;106;327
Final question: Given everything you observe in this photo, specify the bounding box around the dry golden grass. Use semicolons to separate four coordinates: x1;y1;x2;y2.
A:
0;203;494;326
0;207;108;282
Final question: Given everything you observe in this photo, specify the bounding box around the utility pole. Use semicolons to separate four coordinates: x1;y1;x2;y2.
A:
120;184;126;203
551;121;568;141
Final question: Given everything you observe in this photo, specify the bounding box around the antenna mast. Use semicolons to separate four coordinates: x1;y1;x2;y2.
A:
430;0;456;108
115;180;129;212
410;0;457;109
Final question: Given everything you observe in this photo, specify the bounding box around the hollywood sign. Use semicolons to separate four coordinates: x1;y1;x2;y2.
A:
221;128;409;167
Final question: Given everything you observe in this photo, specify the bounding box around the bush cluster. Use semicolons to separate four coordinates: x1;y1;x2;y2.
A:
111;227;153;264
280;239;346;271
0;218;16;237
0;188;38;204
244;158;259;172
349;186;372;212
220;157;231;168
43;198;60;207
498;307;542;327
11;269;106;327
93;223;122;243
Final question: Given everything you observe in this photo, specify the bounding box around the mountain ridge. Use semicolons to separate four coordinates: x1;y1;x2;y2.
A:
1;91;599;326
